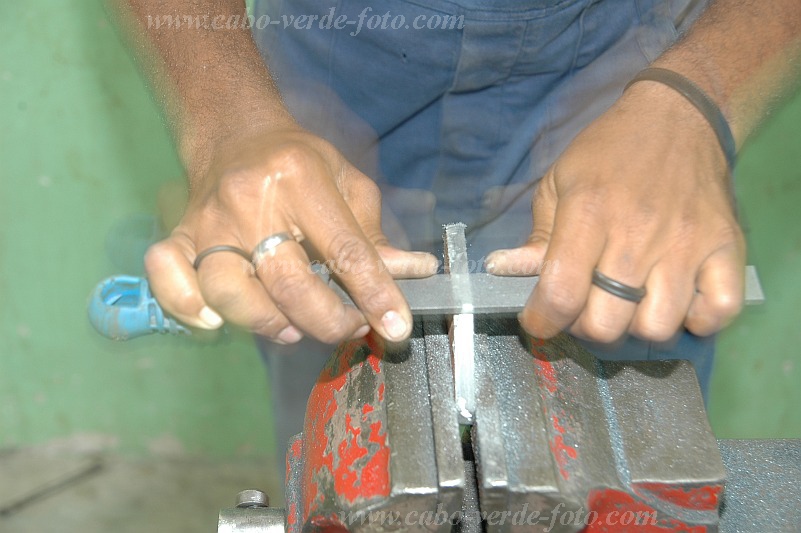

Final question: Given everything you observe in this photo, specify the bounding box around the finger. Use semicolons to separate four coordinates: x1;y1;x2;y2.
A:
376;246;440;279
571;244;651;344
345;170;439;279
196;251;303;344
628;261;695;342
143;236;223;330
286;167;415;342
519;184;606;339
685;244;745;336
485;180;554;276
255;236;370;345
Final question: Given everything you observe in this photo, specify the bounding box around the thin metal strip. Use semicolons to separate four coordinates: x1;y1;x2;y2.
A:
329;267;764;314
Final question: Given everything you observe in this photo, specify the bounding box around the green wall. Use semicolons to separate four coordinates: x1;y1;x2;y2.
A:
1;1;799;460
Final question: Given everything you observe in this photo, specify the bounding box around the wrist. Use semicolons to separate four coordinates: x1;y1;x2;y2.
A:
179;102;297;184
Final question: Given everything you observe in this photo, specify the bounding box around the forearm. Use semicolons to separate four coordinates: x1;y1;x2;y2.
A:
652;0;801;148
107;0;294;182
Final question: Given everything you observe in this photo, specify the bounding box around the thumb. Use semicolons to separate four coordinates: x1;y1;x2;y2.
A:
485;176;558;276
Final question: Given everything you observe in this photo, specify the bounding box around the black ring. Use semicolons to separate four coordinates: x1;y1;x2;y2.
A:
193;245;252;270
591;269;647;303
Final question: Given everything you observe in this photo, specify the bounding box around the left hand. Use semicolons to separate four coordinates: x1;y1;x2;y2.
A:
486;80;745;343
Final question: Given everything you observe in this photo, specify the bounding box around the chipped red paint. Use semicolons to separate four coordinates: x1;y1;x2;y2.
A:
309;515;349;532
300;336;391;527
330;409;390;503
287;503;297;527
333;413;370;496
549;415;577;480
362;403;374;419
634;483;722;512
291;436;303;458
528;340;579;480
530;338;558;394
550;434;578;480
586;488;708;533
553;415;566;434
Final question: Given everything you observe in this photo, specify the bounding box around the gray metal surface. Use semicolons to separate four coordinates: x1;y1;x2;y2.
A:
423;317;467;513
718;439;801;533
217;508;286;533
329;266;765;313
471;326;725;531
604;360;725;486
383;323;439;500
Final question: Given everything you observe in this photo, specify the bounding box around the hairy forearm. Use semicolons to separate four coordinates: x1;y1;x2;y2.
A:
654;0;801;148
107;0;294;181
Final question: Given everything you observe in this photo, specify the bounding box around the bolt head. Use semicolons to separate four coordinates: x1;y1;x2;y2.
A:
236;489;269;508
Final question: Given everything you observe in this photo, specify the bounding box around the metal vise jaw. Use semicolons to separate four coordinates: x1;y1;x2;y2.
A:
221;320;725;532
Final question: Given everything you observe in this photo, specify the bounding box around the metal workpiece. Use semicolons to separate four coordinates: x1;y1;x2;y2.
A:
324;265;765;319
218;508;286;533
444;223;478;425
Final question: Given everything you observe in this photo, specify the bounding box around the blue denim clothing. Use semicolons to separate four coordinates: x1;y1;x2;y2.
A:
252;0;714;453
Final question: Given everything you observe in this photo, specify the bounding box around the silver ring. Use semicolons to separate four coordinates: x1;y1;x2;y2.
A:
251;232;295;266
193;245;251;270
592;269;647;303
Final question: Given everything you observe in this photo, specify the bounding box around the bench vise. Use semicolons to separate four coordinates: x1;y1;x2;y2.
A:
219;224;755;533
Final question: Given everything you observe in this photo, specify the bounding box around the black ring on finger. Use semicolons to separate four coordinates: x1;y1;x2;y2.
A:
592;269;647;303
193;245;252;270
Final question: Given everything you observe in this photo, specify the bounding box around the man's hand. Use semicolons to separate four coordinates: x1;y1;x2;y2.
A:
145;126;437;344
487;81;745;343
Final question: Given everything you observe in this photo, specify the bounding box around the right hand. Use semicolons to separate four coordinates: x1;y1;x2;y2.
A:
144;126;438;345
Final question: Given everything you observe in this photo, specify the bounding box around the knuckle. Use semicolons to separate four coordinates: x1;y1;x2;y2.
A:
327;232;375;276
631;317;679;343
270;142;317;177
353;175;381;202
581;317;625;344
143;241;176;275
707;290;743;319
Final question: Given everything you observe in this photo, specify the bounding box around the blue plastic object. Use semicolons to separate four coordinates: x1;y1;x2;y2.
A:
88;276;190;340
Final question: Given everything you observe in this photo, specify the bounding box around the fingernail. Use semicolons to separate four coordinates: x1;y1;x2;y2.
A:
352;324;371;339
382;310;410;341
198;306;224;329
277;326;303;344
485;251;502;272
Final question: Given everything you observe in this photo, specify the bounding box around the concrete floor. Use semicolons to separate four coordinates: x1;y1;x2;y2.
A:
0;445;282;533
